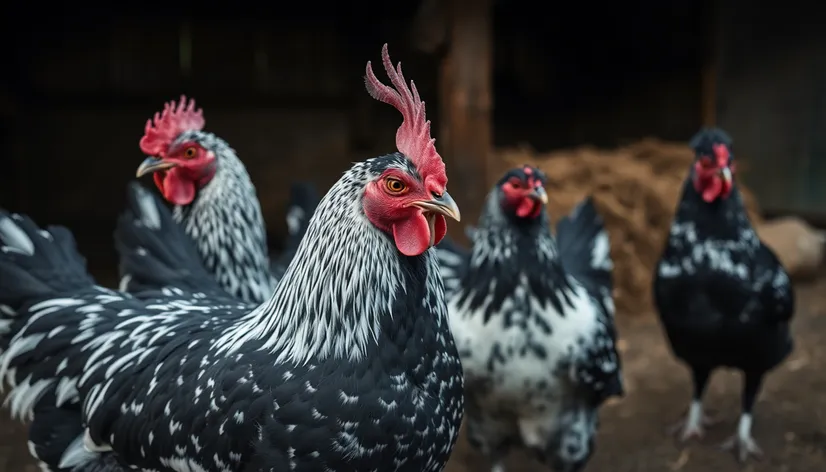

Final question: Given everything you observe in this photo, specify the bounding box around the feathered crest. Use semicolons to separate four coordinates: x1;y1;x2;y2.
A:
139;95;205;156
365;44;444;177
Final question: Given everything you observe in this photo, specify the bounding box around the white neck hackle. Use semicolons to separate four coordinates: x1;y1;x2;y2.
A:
172;130;277;303
212;159;436;366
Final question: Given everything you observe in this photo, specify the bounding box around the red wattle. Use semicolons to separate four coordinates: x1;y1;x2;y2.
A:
392;212;431;256
516;198;541;218
162;168;197;206
433;216;447;245
702;177;722;203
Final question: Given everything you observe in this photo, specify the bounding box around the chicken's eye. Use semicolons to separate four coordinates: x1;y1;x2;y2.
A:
509;178;523;189
183;147;198;158
385;178;407;194
699;156;714;168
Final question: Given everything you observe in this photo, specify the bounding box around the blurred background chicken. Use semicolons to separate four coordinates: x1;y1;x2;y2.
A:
654;128;795;462
436;166;623;472
128;97;319;304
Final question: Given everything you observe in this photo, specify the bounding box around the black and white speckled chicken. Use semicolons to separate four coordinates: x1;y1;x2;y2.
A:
131;96;318;304
435;166;623;472
654;128;795;462
0;44;464;472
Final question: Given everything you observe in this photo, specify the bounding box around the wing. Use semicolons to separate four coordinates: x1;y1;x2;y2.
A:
556;196;613;311
751;243;795;324
2;285;258;469
0;211;258;470
2;285;251;416
571;298;624;403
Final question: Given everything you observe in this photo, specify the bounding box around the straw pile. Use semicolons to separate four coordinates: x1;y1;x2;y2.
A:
497;138;762;317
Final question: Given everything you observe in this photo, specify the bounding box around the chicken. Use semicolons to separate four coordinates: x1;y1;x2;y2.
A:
0;44;464;472
654;127;795;462
133;97;318;304
435;166;623;472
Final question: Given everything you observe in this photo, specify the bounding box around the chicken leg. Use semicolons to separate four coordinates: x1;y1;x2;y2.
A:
720;371;764;462
670;366;715;441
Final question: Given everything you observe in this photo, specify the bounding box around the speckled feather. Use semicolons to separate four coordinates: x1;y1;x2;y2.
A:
0;153;464;472
435;183;622;470
164;130;278;304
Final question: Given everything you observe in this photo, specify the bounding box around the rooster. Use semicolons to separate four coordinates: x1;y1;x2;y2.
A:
654;127;795;462
133;97;319;304
436;166;623;472
0;44;464;472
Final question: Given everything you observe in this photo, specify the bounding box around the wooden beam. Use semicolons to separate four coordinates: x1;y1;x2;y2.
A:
439;0;493;243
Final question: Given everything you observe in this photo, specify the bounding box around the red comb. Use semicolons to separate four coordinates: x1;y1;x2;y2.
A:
712;143;730;165
365;44;444;178
139;95;205;156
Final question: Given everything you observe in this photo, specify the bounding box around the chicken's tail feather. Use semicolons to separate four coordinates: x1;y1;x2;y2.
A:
556;196;614;304
0;210;95;312
114;182;219;293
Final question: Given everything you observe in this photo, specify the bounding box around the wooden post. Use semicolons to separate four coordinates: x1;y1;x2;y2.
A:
439;0;493;243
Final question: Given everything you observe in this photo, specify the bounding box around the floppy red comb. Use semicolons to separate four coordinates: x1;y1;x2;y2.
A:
139;95;205;156
364;44;444;176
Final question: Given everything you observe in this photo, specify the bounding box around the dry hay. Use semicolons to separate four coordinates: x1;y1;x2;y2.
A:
498;138;762;317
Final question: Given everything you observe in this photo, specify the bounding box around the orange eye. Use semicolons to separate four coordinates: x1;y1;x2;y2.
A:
385;178;407;194
183;147;198;158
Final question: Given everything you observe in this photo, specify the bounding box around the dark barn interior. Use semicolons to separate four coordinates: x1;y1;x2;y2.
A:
0;1;715;276
1;1;826;471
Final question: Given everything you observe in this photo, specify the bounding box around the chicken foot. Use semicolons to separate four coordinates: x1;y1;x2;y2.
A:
670;366;716;441
719;372;765;462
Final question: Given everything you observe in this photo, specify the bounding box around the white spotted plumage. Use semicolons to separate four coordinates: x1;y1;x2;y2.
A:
436;182;622;472
0;153;463;472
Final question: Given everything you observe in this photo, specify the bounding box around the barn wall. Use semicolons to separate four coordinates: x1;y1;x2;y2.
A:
717;0;826;216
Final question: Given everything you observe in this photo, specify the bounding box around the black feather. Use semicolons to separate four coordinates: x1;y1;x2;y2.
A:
114;182;223;294
0;211;94;304
556;196;613;298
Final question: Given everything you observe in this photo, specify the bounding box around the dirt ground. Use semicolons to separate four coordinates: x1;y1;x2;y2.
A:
2;277;825;472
